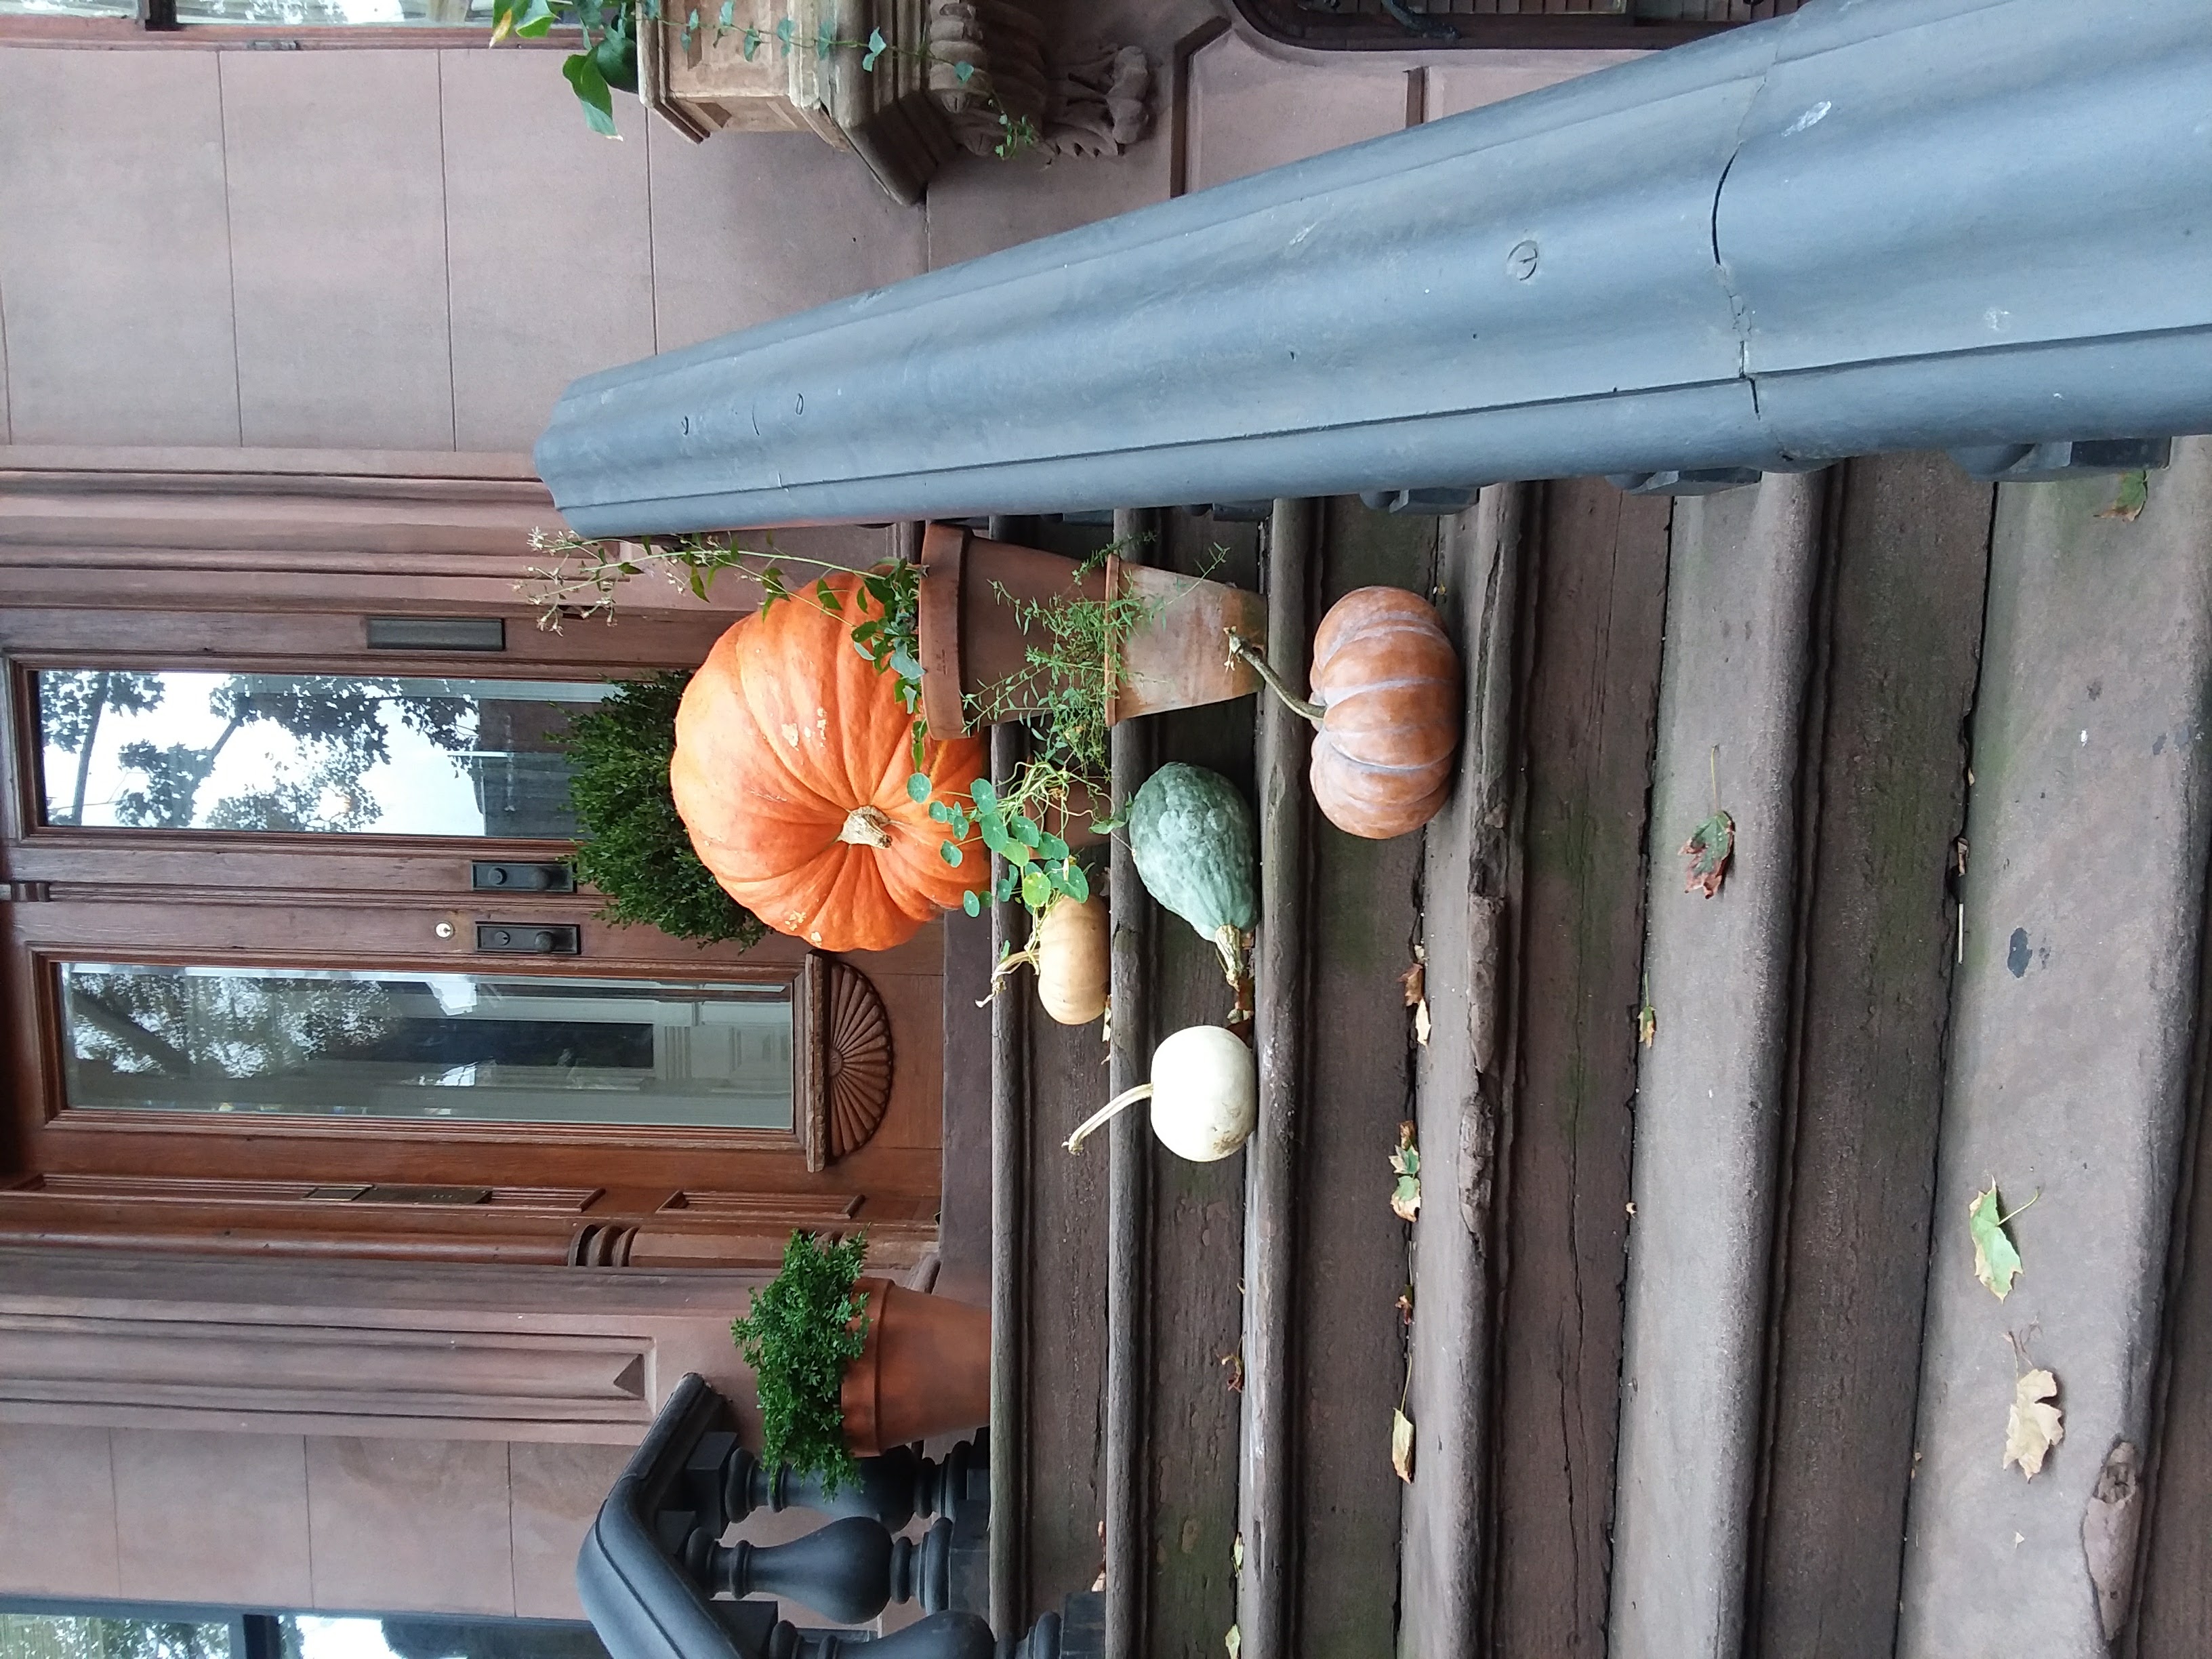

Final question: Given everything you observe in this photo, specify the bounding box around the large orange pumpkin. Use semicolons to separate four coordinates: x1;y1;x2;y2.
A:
1305;586;1461;839
670;571;988;952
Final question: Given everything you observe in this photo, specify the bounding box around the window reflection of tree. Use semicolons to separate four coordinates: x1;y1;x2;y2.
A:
37;670;476;832
65;968;395;1083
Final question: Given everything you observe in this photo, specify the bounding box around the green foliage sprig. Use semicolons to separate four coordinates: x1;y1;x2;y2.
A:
730;1230;872;1493
491;1;1038;157
561;671;768;947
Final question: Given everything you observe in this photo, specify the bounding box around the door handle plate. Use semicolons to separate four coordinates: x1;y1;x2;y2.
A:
474;922;581;955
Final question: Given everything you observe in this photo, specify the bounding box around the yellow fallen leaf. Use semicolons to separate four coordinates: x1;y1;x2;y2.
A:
2004;1368;2064;1479
1414;995;1432;1047
1232;1534;1244;1572
1391;1408;1415;1483
1225;1626;1241;1659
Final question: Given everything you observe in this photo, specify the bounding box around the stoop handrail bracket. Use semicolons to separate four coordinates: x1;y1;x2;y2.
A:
537;0;2212;535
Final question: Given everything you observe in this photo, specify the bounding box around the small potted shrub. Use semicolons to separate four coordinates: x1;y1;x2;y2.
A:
562;671;766;948
732;1231;990;1491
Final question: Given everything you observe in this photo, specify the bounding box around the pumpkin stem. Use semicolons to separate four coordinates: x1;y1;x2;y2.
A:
1066;1083;1154;1154
1227;632;1326;726
838;806;895;848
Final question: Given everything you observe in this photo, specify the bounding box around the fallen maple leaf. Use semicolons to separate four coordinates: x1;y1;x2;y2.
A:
2004;1368;2064;1478
2096;469;2150;523
1391;1408;1415;1483
1682;811;1735;898
1390;1121;1422;1221
1969;1181;2030;1300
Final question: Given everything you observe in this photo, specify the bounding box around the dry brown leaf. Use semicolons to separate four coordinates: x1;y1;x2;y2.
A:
2004;1368;2065;1479
1391;1408;1415;1483
1395;1284;1415;1328
2095;469;2150;523
1221;1350;1244;1393
1399;960;1425;1007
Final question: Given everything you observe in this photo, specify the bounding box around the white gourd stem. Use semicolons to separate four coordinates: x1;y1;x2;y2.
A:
1227;632;1326;726
1066;1083;1155;1154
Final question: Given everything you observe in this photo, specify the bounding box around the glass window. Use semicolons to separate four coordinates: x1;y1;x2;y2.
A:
35;670;611;838
59;963;794;1129
169;0;493;22
0;1618;231;1659
0;0;139;15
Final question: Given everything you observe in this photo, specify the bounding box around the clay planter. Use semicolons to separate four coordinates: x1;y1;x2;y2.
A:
916;523;1267;740
839;1277;991;1456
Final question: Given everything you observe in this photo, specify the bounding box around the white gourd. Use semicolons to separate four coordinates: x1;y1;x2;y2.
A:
1064;1024;1256;1163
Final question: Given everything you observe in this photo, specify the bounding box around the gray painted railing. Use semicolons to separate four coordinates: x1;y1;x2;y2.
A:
537;0;2212;535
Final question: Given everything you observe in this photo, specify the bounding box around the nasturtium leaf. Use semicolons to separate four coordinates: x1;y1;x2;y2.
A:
2097;469;2150;523
1065;863;1090;904
928;801;954;825
1036;832;1069;863
907;773;931;804
1391;1409;1415;1483
1011;815;1042;850
962;890;981;918
2004;1368;2064;1478
970;777;996;811
1389;1122;1421;1222
1021;867;1051;910
939;841;964;867
1681;810;1735;898
1969;1181;2025;1300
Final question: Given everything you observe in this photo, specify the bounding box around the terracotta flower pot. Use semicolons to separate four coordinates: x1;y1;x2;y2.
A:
916;522;1268;739
838;1277;991;1456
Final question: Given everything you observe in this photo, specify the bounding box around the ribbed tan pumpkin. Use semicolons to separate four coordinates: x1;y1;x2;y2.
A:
669;571;987;953
1305;587;1460;839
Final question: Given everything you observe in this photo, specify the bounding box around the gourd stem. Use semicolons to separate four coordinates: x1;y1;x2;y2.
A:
838;806;895;848
1227;632;1326;726
1066;1083;1154;1154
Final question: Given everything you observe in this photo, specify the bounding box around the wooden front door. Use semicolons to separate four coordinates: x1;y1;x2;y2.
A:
0;604;939;1269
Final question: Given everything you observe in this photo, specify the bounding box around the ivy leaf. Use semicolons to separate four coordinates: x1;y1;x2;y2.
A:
862;25;886;68
1389;1121;1420;1222
1969;1181;2030;1299
716;0;732;28
1391;1408;1415;1483
815;17;834;58
562;53;619;137
775;15;795;52
954;58;975;83
1681;810;1735;898
2004;1368;2064;1479
2097;469;2150;523
741;22;760;57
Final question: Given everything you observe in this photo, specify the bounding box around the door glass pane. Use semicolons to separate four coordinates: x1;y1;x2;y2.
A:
0;0;139;16
35;670;611;838
300;1616;608;1659
0;1618;232;1659
171;0;494;22
60;963;794;1129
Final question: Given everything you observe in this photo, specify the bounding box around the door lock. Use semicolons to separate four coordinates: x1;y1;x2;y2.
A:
475;922;581;956
471;861;575;893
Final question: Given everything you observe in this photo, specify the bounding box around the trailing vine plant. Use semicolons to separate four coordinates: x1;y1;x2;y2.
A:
489;0;1038;157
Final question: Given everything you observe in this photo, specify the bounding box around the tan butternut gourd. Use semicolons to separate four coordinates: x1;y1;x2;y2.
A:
1033;892;1109;1026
